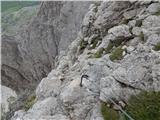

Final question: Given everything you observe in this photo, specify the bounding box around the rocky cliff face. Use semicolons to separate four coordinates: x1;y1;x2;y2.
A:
2;1;91;93
9;1;160;120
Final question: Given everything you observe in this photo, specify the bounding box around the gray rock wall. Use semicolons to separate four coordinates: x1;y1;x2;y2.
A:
2;1;92;93
11;1;160;120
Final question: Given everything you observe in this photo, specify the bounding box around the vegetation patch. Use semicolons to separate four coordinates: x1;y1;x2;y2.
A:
125;91;160;120
104;41;114;54
135;19;142;27
153;10;160;16
93;48;104;58
105;36;131;54
101;91;160;120
79;39;88;54
101;102;120;120
114;37;126;47
139;31;145;42
109;47;124;61
89;36;102;49
23;95;36;111
153;42;160;51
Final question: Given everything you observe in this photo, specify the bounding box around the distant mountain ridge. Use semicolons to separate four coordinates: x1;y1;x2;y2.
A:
1;1;40;13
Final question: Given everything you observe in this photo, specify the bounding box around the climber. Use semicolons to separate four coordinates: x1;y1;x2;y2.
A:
80;74;89;87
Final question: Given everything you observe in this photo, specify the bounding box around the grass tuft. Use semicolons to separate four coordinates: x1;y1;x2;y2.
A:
79;39;88;54
23;95;36;111
89;37;102;49
93;48;104;58
104;41;114;54
125;91;160;120
101;102;120;120
139;32;145;42
109;47;124;61
153;42;160;51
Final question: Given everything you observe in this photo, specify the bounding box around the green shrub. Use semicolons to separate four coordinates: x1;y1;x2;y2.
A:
105;41;114;54
114;37;125;47
101;102;120;120
93;48;104;58
23;95;36;111
89;37;102;49
109;47;124;61
79;39;88;53
125;91;160;120
105;36;128;54
153;42;160;51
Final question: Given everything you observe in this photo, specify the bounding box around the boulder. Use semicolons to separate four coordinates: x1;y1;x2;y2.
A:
146;3;160;14
100;47;160;102
11;97;65;120
145;34;160;47
108;24;132;40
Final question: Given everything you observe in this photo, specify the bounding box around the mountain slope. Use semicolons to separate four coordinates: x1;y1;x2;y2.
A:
10;1;160;120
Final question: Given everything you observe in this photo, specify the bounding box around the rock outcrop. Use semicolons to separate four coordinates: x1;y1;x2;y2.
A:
1;86;17;119
10;1;160;120
2;1;92;93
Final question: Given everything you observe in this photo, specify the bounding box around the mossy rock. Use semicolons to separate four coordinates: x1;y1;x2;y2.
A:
125;91;160;120
153;42;160;51
23;95;36;111
109;47;124;61
101;102;120;120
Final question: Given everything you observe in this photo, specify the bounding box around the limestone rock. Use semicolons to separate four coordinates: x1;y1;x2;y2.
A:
36;73;61;100
132;27;142;36
128;20;136;28
12;97;67;120
146;3;160;14
108;24;132;39
100;48;160;102
2;1;92;94
126;46;135;53
1;86;17;119
145;34;160;47
123;9;137;20
97;34;115;49
142;15;160;28
6;1;160;120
